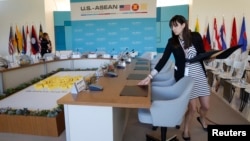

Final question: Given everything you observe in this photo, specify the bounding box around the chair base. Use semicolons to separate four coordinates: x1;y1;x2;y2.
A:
146;133;179;141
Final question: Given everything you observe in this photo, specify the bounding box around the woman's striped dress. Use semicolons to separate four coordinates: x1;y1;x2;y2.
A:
185;45;210;99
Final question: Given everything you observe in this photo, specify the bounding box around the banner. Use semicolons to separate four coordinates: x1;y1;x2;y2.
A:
70;0;156;55
71;0;156;21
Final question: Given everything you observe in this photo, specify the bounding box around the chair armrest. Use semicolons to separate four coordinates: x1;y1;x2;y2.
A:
152;77;176;87
152;76;191;100
152;69;174;81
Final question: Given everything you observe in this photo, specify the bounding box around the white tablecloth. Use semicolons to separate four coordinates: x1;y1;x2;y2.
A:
0;71;95;110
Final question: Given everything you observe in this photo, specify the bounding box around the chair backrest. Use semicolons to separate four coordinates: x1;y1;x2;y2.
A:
223;58;234;72
152;69;174;82
149;76;194;127
139;51;157;60
43;53;55;61
231;60;245;79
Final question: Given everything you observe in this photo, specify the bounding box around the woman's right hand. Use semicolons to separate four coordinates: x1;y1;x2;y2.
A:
137;76;151;86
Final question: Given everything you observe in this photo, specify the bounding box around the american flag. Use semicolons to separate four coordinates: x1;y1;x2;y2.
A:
8;26;15;55
119;5;130;11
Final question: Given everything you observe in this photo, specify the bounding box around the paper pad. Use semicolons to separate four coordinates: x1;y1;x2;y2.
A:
120;85;148;97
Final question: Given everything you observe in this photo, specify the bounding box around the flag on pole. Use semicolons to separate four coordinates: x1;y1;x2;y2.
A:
194;18;200;32
31;25;40;55
22;25;27;54
212;18;222;50
238;16;248;52
26;25;31;56
220;18;227;50
8;26;15;55
230;17;238;47
39;24;43;41
203;24;211;51
15;25;23;54
206;24;211;46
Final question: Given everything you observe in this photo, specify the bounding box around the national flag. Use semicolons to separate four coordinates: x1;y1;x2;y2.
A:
15;25;23;54
8;26;15;55
194;18;200;32
26;25;31;56
212;18;222;50
238;16;248;52
203;24;211;51
230;17;237;47
206;24;211;45
22;25;27;54
31;25;40;55
140;3;147;10
39;23;43;41
220;18;227;50
119;4;130;11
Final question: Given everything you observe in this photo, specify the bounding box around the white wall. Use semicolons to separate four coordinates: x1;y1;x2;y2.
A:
0;0;62;58
1;0;250;57
189;0;250;49
0;0;45;57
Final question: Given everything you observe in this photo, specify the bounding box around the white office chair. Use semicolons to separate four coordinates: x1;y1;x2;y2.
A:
138;52;157;60
152;68;174;81
151;69;175;86
138;76;194;141
43;53;55;61
221;60;245;103
212;58;234;91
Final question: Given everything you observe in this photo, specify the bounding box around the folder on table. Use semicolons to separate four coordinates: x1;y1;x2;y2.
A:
136;61;148;65
187;45;241;63
134;66;149;70
120;85;148;97
127;74;148;80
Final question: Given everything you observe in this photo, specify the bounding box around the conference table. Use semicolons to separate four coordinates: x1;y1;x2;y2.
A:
57;59;151;141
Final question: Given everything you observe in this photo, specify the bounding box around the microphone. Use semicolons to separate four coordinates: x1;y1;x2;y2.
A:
111;48;115;59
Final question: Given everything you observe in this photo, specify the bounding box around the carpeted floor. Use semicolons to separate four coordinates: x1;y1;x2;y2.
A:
0;92;249;141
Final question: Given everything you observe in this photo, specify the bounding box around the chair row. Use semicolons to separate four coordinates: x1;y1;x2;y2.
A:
205;57;250;112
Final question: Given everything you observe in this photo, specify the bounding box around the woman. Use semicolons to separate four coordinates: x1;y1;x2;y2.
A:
40;32;52;57
138;15;210;140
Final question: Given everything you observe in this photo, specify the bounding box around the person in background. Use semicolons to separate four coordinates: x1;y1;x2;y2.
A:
138;15;210;141
40;32;52;57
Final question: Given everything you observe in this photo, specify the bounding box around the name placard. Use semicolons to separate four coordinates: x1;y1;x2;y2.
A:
60;54;68;59
45;56;54;61
71;78;86;94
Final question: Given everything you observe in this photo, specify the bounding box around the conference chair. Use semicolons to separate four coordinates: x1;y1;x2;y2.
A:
138;51;157;60
43;53;55;61
240;88;250;112
138;76;194;141
213;58;234;91
221;60;245;103
152;68;174;81
151;70;175;87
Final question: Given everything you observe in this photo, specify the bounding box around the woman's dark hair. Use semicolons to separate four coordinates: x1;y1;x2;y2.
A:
169;15;191;49
42;32;49;39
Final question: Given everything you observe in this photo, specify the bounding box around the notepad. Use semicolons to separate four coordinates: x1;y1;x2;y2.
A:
187;45;241;63
136;61;148;65
120;85;148;97
127;74;148;80
134;66;149;70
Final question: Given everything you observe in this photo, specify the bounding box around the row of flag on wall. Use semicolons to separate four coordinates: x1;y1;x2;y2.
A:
8;24;43;56
194;16;248;53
